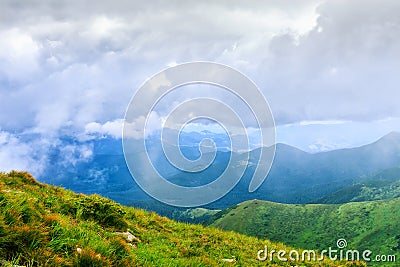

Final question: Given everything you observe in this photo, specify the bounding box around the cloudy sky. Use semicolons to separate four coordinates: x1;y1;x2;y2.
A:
1;0;400;174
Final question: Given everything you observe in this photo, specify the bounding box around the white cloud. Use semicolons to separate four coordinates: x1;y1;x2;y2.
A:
59;144;93;167
87;16;125;39
0;129;96;175
308;139;345;152
0;0;398;134
85;119;124;139
298;120;348;126
123;111;164;139
0;131;47;175
0;28;41;81
258;0;400;124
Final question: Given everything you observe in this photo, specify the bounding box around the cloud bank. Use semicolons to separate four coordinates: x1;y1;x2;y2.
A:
1;0;400;173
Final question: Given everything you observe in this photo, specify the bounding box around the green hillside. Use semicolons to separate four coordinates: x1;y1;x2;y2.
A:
210;199;399;266
0;172;362;267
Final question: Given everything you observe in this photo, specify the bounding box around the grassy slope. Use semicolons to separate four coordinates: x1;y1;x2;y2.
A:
210;199;400;265
0;172;362;267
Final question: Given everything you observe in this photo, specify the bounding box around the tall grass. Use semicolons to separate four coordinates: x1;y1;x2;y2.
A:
0;172;365;266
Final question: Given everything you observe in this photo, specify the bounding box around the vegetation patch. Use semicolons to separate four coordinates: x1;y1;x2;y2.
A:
0;171;365;266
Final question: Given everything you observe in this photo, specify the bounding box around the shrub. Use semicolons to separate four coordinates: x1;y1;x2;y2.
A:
62;195;127;229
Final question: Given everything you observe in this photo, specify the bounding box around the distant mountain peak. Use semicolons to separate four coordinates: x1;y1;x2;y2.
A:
375;131;400;144
274;143;310;154
382;131;400;139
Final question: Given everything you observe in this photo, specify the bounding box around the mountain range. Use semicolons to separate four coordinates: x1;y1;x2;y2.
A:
39;132;400;211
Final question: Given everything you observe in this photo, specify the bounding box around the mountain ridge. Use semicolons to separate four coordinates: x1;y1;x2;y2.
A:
39;131;400;209
312;165;400;204
254;131;400;155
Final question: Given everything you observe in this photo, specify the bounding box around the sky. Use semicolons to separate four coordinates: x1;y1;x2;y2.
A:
1;0;400;174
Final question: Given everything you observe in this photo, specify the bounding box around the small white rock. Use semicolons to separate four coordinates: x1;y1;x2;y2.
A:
221;256;236;263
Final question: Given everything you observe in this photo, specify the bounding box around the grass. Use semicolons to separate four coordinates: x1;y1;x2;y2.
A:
0;171;365;266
